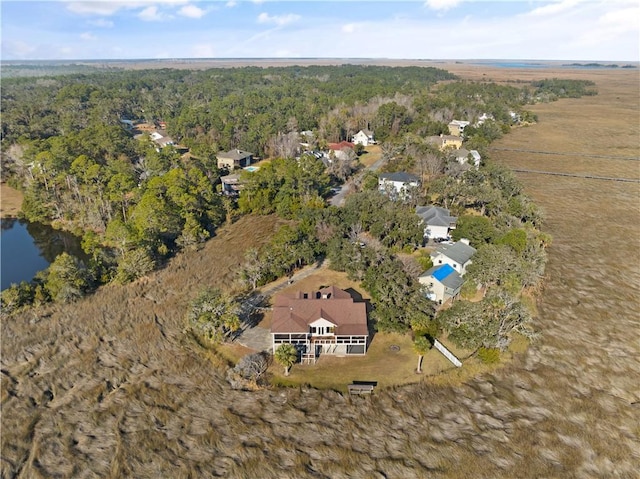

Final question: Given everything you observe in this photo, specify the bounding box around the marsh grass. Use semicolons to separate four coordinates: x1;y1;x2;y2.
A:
2;69;639;478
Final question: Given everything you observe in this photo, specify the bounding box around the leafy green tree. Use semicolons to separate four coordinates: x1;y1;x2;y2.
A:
451;215;497;246
414;335;431;373
45;252;92;303
115;248;156;284
187;288;241;345
439;289;536;350
496;228;527;255
1;281;35;313
274;343;298;376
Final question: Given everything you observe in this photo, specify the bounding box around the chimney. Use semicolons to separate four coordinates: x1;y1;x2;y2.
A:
460;238;470;245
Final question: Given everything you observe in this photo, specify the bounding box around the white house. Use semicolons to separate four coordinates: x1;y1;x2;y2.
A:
418;264;464;305
271;286;369;364
415;205;457;240
351;129;376;146
378;172;420;201
454;148;482;169
430;239;476;276
149;130;175;149
448;120;470;137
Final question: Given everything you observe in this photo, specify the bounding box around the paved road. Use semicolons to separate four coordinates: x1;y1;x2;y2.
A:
329;154;388;207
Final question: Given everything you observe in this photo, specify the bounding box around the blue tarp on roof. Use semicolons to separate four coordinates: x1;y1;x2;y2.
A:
432;264;455;281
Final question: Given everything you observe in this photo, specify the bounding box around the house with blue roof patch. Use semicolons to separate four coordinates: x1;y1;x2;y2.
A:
418;264;464;305
430;239;476;276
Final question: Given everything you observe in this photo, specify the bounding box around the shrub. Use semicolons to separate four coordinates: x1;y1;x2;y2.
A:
478;347;500;364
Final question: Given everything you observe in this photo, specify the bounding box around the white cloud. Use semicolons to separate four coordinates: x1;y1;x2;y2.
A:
342;23;356;34
179;4;206;19
80;32;97;40
88;18;114;28
257;12;300;26
139;6;168;22
192;43;216;57
598;5;639;32
425;0;462;12
226;0;237;6
66;1;188;17
525;0;581;17
66;1;129;16
2;40;37;58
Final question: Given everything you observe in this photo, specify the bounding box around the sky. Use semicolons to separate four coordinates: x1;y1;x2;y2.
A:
1;0;638;61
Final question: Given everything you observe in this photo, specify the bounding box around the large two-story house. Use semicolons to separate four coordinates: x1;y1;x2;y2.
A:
351;129;376;146
418;264;464;305
217;149;254;170
416;205;457;241
271;286;368;364
378;172;420;201
430;239;477;276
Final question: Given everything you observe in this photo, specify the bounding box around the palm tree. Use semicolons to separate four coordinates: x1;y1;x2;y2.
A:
414;335;431;374
274;343;298;376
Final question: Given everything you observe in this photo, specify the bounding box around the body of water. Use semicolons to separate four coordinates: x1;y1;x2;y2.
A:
0;218;86;290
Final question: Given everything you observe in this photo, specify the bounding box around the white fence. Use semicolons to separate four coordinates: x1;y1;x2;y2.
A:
434;339;462;367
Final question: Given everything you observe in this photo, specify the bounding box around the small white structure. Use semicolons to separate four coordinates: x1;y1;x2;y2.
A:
149;130;175;149
475;113;494;126
415;205;457;240
430;239;476;276
448;120;470;137
418;264;464;305
351;129;376;146
454;148;482;169
378;172;420;201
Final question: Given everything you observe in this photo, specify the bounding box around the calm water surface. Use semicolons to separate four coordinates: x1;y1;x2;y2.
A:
0;218;86;290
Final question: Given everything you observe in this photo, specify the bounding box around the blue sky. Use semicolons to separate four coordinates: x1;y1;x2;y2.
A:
2;1;638;61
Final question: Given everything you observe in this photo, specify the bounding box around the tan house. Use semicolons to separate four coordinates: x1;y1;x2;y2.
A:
418;264;464;305
271;286;368;364
217;149;254;169
427;134;463;151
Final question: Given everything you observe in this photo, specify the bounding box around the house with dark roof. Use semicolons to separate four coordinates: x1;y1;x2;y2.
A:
416;205;457;240
217;149;254;169
351;129;376;146
430;239;477;276
418;264;464;305
378;172;420;201
271;286;368;364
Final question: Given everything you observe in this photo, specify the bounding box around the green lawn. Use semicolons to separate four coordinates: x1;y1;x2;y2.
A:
270;332;465;392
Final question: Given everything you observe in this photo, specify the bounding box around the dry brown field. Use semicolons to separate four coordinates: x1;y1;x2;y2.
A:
2;63;639;478
0;182;23;219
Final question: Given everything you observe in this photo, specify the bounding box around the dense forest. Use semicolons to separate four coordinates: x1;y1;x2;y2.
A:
1;64;594;347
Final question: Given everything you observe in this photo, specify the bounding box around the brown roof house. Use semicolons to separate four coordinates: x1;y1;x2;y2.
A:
271;286;368;364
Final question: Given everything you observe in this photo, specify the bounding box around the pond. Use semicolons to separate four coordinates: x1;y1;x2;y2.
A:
0;218;87;290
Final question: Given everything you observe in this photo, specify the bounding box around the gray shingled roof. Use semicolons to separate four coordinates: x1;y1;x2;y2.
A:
379;172;420;183
416;205;457;228
217;149;253;161
420;264;463;290
433;241;476;265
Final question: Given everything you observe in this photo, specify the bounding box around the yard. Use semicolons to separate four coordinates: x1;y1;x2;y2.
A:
358;144;382;168
217;265;488;392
